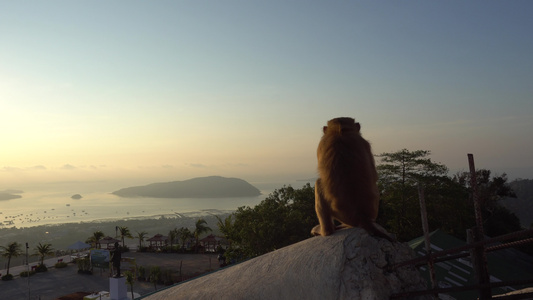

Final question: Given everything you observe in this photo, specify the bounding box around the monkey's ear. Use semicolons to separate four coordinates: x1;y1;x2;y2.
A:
355;122;361;132
323;126;328;134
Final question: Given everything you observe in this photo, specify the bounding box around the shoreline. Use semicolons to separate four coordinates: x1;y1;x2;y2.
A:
3;208;235;230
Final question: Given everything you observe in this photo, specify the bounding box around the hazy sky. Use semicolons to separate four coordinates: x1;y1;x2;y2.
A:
1;1;532;188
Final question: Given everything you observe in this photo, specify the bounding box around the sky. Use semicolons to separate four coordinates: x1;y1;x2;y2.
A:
1;1;532;189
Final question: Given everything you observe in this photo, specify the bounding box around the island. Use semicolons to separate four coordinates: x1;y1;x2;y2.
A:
71;194;83;199
0;192;22;201
111;176;261;198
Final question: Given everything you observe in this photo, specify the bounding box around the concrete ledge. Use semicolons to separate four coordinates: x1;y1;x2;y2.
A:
144;228;427;300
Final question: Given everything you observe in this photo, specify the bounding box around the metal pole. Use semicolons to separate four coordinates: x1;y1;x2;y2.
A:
418;184;438;299
467;154;491;299
468;154;484;235
26;242;30;300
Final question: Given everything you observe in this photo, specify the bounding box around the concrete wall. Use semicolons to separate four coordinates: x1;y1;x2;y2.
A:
144;228;428;300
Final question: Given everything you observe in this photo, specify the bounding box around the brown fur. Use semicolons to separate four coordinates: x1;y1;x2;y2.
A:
311;117;393;241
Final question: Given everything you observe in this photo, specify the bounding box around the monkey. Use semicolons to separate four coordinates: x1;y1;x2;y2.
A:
311;117;393;241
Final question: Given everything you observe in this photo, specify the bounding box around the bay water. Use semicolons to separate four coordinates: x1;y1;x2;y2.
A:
0;179;311;229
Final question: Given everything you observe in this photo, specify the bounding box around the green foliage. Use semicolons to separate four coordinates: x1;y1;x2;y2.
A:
454;170;521;237
193;219;212;252
483;205;522;236
377;149;448;187
135;231;148;251
0;241;22;275
222;246;244;264
424;176;473;240
504;179;533;229
168;229;177;252
224;183;316;258
216;214;233;240
76;257;92;274
138;265;146;280
35;264;48;272
176;227;193;251
20;270;36;277
1;273;14;281
124;270;135;299
149;266;161;290
55;261;68;268
33;242;54;266
376;149;521;242
118;226;133;247
161;269;173;285
377;149;470;241
86;230;105;249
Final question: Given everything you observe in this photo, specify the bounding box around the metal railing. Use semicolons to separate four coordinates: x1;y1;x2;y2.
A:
389;229;533;299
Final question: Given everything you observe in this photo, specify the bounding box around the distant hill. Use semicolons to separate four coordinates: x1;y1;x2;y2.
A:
501;179;533;228
0;192;22;201
111;176;261;198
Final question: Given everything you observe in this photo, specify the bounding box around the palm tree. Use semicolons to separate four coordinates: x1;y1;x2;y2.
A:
86;230;105;249
168;229;177;252
216;215;234;241
33;242;54;266
136;231;148;251
0;242;22;275
176;227;192;250
194;218;212;253
118;226;133;248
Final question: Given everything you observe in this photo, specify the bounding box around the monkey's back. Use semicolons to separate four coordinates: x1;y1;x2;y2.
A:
317;131;379;222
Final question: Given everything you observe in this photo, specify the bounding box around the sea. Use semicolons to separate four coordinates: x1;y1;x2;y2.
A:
0;179;311;229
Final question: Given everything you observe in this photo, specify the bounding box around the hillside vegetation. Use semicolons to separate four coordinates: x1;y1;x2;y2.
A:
502;179;533;228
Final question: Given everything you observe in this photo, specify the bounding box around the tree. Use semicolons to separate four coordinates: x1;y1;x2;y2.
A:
124;270;135;299
0;242;22;275
135;231;148;251
86;230;105;249
216;214;234;242
453;170;520;237
376;149;470;241
226;184;316;258
176;227;192;250
118;226;133;248
377;149;448;189
193;219;212;252
149;266;161;290
168;229;177;252
33;242;54;266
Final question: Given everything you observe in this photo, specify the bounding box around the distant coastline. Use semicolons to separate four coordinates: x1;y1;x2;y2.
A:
0;210;232;261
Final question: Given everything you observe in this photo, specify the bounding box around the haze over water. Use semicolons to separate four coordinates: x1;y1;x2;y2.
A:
0;179;306;229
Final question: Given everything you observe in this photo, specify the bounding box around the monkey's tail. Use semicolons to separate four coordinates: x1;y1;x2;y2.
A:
360;221;395;242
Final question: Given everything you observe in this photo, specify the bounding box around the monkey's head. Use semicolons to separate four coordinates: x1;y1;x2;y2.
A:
323;117;361;135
